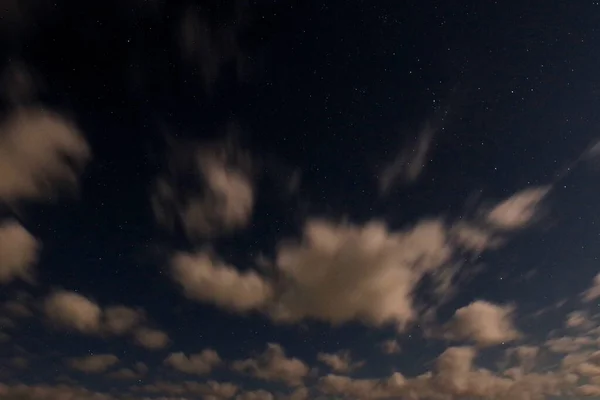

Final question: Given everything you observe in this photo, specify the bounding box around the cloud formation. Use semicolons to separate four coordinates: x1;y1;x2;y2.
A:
134;327;170;350
153;141;254;239
171;252;273;312
232;343;309;387
0;220;39;283
164;349;222;375
67;354;119;373
445;300;520;346
0;108;91;202
317;350;364;373
44;291;102;334
486;186;550;230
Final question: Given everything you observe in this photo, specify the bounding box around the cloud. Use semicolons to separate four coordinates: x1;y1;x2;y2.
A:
379;122;435;193
269;218;452;330
235;389;274;400
566;310;592;330
582;273;600;302
317;350;364;373
232;343;309;387
380;339;401;355
171;252;273;312
0;108;91;202
0;383;115;400
107;362;147;380
44;291;102;333
486;186;550;230
132;380;239;398
546;336;595;353
134;327;170;350
67;354;119;373
152;141;254;239
103;305;145;335
445;300;520;346
0;220;39;283
164;349;222;375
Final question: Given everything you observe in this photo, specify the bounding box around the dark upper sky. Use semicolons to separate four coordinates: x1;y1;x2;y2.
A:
1;1;600;399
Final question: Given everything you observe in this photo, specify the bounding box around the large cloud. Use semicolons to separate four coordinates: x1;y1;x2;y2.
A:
232;343;309;387
445;300;520;346
0;108;91;201
0;220;39;283
582;273;600;302
269;218;452;329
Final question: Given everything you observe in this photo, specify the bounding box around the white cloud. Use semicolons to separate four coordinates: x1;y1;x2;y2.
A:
134;327;170;350
317;350;364;373
269;218;452;330
566;310;592;329
583;273;600;302
446;300;520;346
171;252;273;312
0;220;39;283
486;186;550;230
44;291;102;333
232;343;309;387
67;354;119;373
164;349;221;375
0;108;91;201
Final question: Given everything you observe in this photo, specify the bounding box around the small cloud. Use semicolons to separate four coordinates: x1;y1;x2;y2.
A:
317;350;365;373
0;108;91;202
171;251;273;312
485;186;550;230
102;305;145;335
0;221;39;284
582;273;600;302
67;354;119;373
44;291;102;334
134;327;169;350
380;339;401;355
445;300;520;347
164;349;221;375
232;343;309;387
379;122;435;194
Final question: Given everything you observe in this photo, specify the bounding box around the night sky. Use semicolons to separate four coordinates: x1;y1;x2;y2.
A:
1;1;600;399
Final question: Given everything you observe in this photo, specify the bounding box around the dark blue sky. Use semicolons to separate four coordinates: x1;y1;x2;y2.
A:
1;1;600;399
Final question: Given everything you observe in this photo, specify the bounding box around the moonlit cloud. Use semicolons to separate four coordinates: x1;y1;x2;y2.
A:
67;354;119;373
0;220;39;284
44;291;102;334
164;349;222;375
0;108;91;202
152;141;255;239
232;343;309;387
317;350;365;373
171;251;273;312
134;327;170;350
486;186;550;230
445;300;520;346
